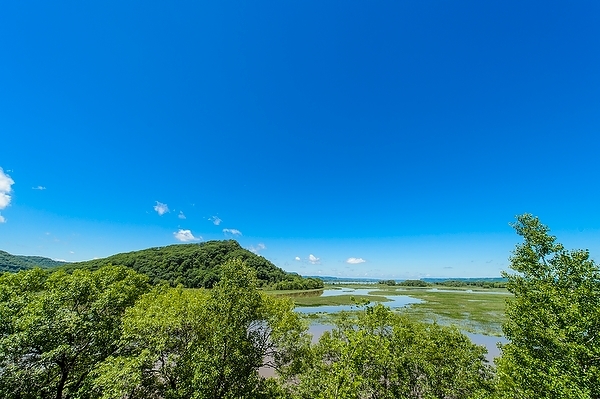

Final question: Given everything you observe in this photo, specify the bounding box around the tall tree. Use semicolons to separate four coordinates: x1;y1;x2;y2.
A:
289;304;494;399
92;259;309;399
0;266;149;399
496;214;600;398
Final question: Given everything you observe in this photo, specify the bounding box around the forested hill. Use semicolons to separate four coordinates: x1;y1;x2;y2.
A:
61;240;315;289
0;250;67;272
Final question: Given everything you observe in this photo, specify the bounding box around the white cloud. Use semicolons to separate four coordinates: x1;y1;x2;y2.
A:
178;211;186;219
295;256;301;261
210;216;222;225
0;168;14;210
0;168;14;222
0;168;14;195
346;257;366;264
154;201;169;216
249;243;266;254
223;228;242;236
309;254;320;264
69;251;75;254
32;186;46;190
0;194;10;209
173;229;201;242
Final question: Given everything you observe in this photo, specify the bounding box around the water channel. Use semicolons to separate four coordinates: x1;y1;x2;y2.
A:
294;288;423;314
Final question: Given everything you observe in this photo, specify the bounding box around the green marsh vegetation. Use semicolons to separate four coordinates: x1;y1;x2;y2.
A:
278;284;508;335
373;288;508;336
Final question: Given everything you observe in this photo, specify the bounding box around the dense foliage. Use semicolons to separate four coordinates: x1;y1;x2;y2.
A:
273;275;324;290
0;250;66;272
92;259;308;399
287;305;495;399
62;240;298;288
1;260;495;399
496;214;600;398
0;261;308;399
0;266;150;398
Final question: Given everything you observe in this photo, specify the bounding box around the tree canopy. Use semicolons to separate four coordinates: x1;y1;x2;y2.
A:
0;266;150;398
496;214;600;398
91;259;309;399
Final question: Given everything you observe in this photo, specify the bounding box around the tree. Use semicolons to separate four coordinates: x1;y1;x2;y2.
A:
288;304;494;399
92;259;309;399
0;266;149;399
496;214;600;398
91;285;209;399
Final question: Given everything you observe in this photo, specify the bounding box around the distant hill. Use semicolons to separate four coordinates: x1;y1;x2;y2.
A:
61;240;314;289
0;250;67;273
422;277;507;283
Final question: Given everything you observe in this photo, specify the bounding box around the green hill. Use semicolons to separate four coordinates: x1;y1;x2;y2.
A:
0;250;67;272
62;240;320;289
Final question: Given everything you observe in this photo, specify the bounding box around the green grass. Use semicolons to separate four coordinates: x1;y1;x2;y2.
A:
379;289;509;336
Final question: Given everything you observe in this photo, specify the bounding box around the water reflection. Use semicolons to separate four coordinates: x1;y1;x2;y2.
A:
465;332;507;363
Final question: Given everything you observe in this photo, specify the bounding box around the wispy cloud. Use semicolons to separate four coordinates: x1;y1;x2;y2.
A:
32;186;46;190
173;229;201;242
295;256;301;261
210;216;222;225
346;257;366;264
178;211;186;219
154;201;169;216
223;228;242;236
0;168;15;223
309;254;320;264
249;243;266;254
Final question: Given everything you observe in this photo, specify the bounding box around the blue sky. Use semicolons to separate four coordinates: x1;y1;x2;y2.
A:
1;1;599;278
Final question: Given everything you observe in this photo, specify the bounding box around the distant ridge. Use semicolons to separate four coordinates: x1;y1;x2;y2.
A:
313;276;505;283
0;250;67;273
422;277;506;283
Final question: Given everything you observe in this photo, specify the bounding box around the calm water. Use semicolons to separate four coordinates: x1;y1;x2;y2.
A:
294;288;422;314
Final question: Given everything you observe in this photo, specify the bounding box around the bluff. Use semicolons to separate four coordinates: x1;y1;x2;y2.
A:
62;240;313;288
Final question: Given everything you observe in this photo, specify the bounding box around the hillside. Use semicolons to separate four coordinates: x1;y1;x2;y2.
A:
62;240;317;288
0;250;67;272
